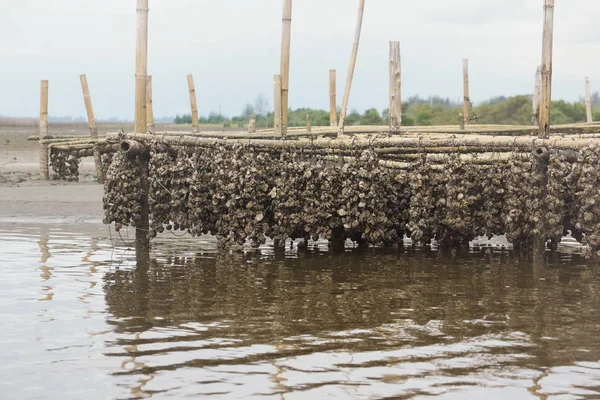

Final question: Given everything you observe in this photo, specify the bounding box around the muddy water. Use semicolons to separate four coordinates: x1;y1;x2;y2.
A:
1;224;600;399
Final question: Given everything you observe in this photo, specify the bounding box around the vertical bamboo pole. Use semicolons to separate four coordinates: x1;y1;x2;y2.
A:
280;0;292;136
39;80;49;181
538;0;555;139
329;69;337;126
248;115;256;133
186;74;200;132
462;58;470;123
274;74;283;136
79;74;103;183
338;0;366;135
134;0;150;261
585;77;593;123
306;114;312;132
532;66;542;125
146;75;155;133
389;41;401;134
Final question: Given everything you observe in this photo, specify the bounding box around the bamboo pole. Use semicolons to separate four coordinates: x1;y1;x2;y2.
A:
389;41;401;134
248;115;256;133
338;0;366;136
134;0;150;261
539;0;555;139
39;80;50;181
274;74;283;137
306;114;312;132
186;74;200;133
280;0;292;136
146;75;155;133
79;74;103;183
585;77;593;123
329;69;337;126
463;58;470;123
533;66;542;125
107;132;600;151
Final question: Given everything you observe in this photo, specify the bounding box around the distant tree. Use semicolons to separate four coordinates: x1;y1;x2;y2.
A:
253;94;270;117
345;109;361;126
361;108;384;125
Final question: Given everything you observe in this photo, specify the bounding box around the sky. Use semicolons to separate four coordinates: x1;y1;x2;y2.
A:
1;0;599;120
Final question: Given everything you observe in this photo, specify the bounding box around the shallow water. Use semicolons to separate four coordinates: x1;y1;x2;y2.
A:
1;223;599;399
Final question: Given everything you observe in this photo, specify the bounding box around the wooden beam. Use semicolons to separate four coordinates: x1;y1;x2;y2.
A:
329;69;337;126
539;0;555;139
146;75;155;133
280;0;292;136
585;77;593;123
532;66;541;126
134;0;149;135
39;80;50;181
274;74;283;136
187;74;200;133
338;0;366;135
389;41;401;134
79;74;103;183
463;58;470;123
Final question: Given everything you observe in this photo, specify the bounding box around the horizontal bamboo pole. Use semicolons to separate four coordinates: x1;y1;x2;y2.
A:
106;132;600;151
28;135;92;141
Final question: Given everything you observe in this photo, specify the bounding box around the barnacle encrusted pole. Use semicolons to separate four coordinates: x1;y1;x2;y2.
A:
338;0;366;136
280;0;292;136
389;41;401;134
134;0;150;260
187;74;200;133
39;80;50;181
146;75;155;133
534;0;555;262
329;69;337;126
585;77;593;123
274;74;283;136
532;66;541;125
79;74;103;182
462;58;470;123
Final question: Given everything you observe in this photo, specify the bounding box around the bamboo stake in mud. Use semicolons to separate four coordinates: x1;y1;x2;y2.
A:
274;74;283;136
306;114;312;132
463;58;470;123
248;115;256;133
134;0;150;262
532;66;542;125
389;41;401;134
585;77;593;123
79;74;104;183
280;0;292;136
338;0;366;135
39;80;50;181
186;74;200;133
146;75;155;133
329;69;337;126
539;0;555;139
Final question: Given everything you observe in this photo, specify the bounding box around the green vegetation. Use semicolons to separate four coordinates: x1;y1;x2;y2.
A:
174;93;600;127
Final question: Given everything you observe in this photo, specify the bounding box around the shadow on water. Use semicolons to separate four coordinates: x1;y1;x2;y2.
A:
101;241;600;398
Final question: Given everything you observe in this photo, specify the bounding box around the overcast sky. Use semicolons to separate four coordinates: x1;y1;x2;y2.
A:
1;0;599;120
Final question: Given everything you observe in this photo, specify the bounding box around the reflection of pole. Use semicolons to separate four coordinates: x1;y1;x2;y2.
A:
38;227;54;302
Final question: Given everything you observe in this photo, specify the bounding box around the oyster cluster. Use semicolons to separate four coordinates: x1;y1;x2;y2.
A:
574;145;600;258
50;148;80;182
98;140;600;255
102;151;146;232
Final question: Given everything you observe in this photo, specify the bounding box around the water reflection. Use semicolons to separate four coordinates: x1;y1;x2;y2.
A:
1;225;600;399
103;246;600;398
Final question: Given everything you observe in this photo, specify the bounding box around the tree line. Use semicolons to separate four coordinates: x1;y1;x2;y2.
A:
174;92;600;127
